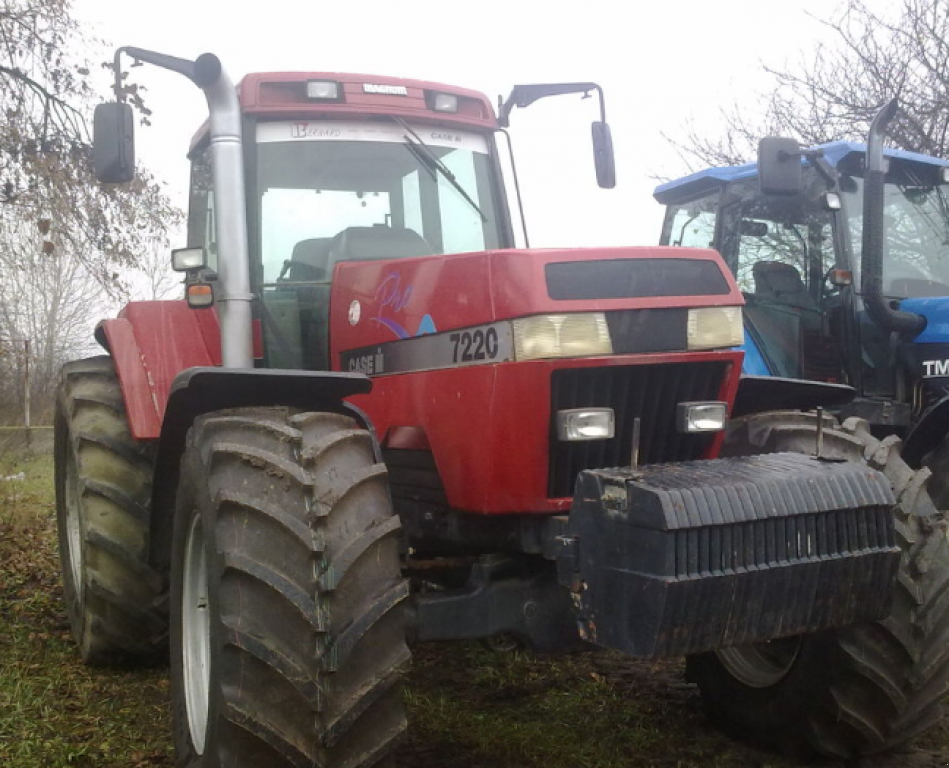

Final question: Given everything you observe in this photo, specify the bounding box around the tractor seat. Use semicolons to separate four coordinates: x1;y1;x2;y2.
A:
282;238;334;281
330;226;434;263
752;261;817;311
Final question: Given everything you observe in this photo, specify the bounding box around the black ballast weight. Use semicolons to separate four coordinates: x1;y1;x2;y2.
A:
557;452;900;658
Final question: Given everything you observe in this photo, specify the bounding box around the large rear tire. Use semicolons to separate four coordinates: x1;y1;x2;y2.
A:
54;355;165;664
170;407;410;768
688;412;949;759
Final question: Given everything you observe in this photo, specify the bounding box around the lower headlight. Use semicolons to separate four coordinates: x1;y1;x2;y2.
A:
513;313;612;361
557;408;615;441
676;401;728;433
687;306;744;350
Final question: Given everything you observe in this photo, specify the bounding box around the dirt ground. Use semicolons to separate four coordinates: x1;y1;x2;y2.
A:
399;645;949;768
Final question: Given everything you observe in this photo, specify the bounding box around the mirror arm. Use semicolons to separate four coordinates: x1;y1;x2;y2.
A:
804;151;838;189
112;47;222;100
498;82;605;127
770;146;837;189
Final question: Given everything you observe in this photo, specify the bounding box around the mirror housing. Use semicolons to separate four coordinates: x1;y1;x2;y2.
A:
757;137;802;196
93;103;135;183
592;122;616;189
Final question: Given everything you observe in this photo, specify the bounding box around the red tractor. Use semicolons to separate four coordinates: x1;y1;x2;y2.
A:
56;47;949;766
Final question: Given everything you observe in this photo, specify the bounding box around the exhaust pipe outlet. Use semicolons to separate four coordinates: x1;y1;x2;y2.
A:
861;98;926;336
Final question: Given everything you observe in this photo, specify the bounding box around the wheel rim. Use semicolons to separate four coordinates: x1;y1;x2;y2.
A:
64;451;84;603
716;636;803;688
182;512;211;754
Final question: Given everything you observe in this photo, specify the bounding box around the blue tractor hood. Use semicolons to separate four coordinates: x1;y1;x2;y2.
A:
654;141;949;205
900;297;949;344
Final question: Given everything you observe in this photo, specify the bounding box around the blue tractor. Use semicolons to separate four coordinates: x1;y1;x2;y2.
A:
653;101;949;757
656;101;949;484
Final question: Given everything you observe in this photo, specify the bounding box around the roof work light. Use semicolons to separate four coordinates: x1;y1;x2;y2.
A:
306;80;340;100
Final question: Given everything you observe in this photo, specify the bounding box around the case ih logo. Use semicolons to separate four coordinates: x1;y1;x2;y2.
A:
363;83;408;96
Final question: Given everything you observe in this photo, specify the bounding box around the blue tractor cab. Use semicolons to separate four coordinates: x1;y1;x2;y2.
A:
656;131;949;456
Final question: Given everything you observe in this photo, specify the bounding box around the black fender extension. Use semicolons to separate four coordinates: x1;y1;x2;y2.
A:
149;367;377;572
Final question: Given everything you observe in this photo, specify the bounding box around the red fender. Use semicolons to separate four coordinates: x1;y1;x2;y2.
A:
97;301;224;440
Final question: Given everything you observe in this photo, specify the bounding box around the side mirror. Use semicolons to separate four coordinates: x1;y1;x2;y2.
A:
93;103;135;183
757;136;802;196
592;121;616;189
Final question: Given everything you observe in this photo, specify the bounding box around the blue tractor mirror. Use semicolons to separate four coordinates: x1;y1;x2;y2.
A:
757;137;802;196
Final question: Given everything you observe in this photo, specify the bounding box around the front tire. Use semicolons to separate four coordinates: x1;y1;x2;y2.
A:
688;412;949;759
170;407;410;767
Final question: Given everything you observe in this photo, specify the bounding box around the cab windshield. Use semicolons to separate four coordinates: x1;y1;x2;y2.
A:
840;175;949;298
255;120;503;284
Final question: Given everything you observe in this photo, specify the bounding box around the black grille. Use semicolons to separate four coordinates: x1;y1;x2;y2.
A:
548;362;729;497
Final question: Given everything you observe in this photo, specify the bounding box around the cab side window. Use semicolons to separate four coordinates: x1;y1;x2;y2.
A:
724;179;833;300
187;147;217;273
661;196;718;249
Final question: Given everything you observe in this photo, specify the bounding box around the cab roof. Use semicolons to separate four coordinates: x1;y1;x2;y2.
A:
189;71;498;153
653;140;949;205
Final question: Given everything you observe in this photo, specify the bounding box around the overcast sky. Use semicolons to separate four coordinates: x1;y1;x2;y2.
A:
74;0;843;249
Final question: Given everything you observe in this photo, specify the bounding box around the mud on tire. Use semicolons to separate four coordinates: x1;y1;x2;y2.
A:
687;411;949;759
54;355;165;664
170;407;410;768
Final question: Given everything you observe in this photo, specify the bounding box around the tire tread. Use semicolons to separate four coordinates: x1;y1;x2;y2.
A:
690;412;949;758
174;406;408;767
55;355;165;664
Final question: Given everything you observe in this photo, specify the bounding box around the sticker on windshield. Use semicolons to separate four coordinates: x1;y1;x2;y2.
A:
257;120;489;154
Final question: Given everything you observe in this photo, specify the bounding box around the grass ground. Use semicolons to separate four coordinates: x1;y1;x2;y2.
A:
1;448;947;768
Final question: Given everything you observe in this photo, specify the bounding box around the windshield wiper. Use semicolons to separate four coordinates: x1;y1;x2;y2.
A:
394;117;488;223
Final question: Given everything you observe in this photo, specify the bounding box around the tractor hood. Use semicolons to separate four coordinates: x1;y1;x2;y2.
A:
899;297;949;343
328;246;744;369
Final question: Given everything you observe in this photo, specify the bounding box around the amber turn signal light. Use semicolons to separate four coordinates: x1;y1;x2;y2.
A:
829;269;853;287
186;283;214;309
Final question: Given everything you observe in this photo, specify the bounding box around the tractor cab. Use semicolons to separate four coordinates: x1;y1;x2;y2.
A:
655;140;949;429
184;74;512;371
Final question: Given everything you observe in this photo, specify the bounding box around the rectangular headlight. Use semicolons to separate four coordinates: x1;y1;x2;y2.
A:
171;247;207;272
676;401;727;433
513;313;612;361
307;80;340;100
557;408;615;441
687;306;744;350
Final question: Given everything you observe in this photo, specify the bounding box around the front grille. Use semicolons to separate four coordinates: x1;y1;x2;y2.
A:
548;362;729;497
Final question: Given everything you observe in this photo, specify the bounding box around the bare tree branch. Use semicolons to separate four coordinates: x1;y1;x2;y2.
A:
0;0;183;420
665;0;949;175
